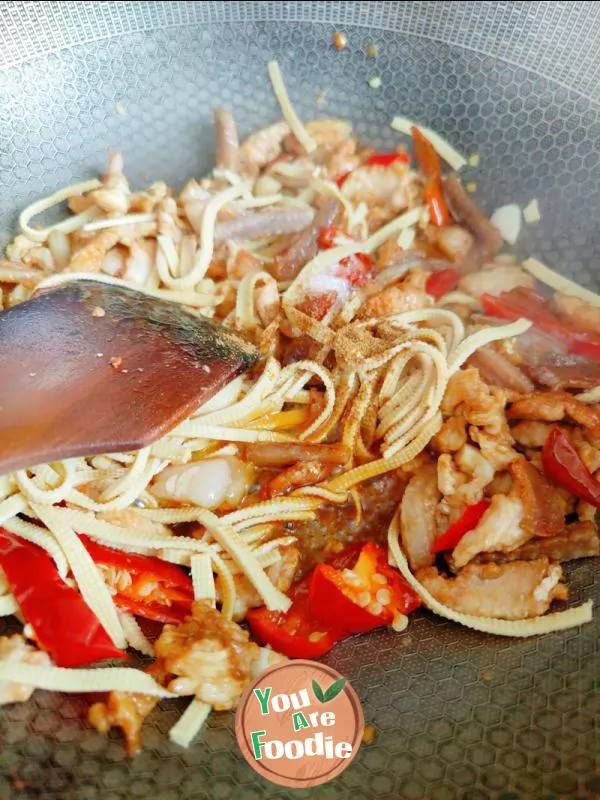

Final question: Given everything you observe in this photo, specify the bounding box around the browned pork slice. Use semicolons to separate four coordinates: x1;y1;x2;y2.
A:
400;463;440;570
417;559;567;619
469;346;534;393
474;521;600;566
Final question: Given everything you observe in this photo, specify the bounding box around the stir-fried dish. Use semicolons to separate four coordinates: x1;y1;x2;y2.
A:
0;61;597;754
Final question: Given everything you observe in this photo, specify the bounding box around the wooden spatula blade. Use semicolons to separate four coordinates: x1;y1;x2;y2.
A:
0;280;257;475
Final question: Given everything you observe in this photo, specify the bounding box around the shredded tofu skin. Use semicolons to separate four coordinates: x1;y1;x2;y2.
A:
523;257;600;307
169;698;212;748
267;61;316;153
1;65;599;756
0;662;176;697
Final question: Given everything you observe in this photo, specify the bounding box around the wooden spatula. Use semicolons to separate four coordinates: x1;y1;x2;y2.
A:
0;280;257;475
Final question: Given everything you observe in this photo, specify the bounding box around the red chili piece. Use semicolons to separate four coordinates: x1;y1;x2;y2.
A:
425;268;460;300
336;152;409;187
431;500;491;554
0;531;126;667
80;536;194;624
481;289;600;361
411;127;450;227
248;542;420;657
541;428;600;507
309;542;420;635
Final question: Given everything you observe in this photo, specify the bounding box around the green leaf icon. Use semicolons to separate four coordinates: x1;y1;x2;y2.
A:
312;679;325;703
312;677;347;703
323;677;347;702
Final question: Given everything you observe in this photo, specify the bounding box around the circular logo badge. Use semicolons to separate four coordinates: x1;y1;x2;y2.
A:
236;659;364;788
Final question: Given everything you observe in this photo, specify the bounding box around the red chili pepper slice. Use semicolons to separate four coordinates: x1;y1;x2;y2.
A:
0;531;126;667
363;152;410;168
336;152;410;187
318;226;345;249
431;500;491;554
80;536;194;624
246;584;341;659
425;268;460;300
335;172;352;188
480;291;571;338
411;127;450;227
309;542;420;635
246;543;370;658
541;428;600;507
480;289;600;362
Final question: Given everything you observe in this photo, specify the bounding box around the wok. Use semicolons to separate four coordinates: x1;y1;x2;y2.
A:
0;2;598;798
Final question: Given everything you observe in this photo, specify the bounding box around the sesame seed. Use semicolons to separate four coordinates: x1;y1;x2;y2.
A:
96;353;104;358
92;306;106;317
366;45;377;58
110;356;123;369
202;364;210;373
376;589;392;606
392;613;409;632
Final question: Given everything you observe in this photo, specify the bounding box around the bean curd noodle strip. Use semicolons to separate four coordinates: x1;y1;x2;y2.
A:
318;413;443;496
387;510;593;636
447;318;532;374
19;178;102;243
169;699;212;748
235;271;277;329
174;181;253;288
0;495;27;525
0;662;177;698
522;257;600;307
15;461;77;505
191;554;216;607
64;460;166;513
37;272;219;310
83;213;155;233
362;207;425;253
267;61;316;154
119;613;155;657
232;511;317;531
168;422;294;444
33;504;127;648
